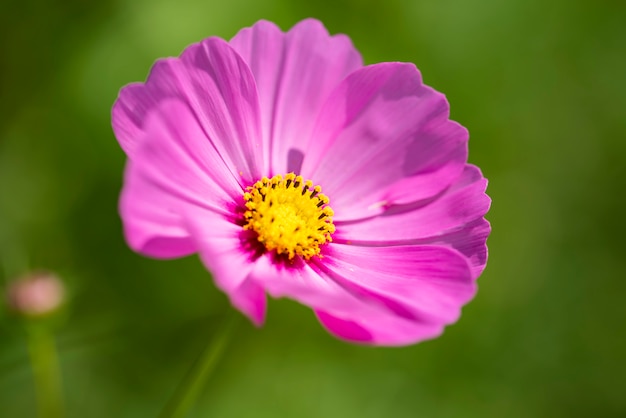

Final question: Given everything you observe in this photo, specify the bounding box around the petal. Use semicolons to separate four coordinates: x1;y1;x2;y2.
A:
230;19;363;175
249;253;410;332
316;310;442;346
335;165;490;245
301;62;467;221
314;313;376;343
417;218;491;280
112;37;265;184
249;242;473;346
323;244;475;322
120;99;240;257
185;208;267;326
120;161;196;259
249;254;379;318
112;82;156;157
315;243;475;346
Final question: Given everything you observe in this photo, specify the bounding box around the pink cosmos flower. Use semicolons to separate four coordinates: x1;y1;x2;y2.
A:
112;19;491;346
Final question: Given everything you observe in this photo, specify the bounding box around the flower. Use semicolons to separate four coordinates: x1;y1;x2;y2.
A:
112;19;490;346
6;271;65;317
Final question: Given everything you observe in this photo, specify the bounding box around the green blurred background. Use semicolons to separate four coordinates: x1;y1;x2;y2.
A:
1;0;625;417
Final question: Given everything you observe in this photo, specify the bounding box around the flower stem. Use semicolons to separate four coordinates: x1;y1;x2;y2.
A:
27;325;64;418
158;316;238;418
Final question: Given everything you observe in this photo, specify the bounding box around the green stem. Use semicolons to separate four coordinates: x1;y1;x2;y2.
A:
27;325;64;418
158;316;238;418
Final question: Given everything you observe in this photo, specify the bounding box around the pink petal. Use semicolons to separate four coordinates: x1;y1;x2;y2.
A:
324;244;475;322
314;313;376;343
112;82;156;157
416;218;491;280
301;62;467;221
249;253;414;332
185;208;267;326
315;243;475;345
334;165;490;245
112;37;265;185
249;254;380;318
230;19;363;175
315;311;443;346
120;99;240;258
249;242;473;346
120;162;196;259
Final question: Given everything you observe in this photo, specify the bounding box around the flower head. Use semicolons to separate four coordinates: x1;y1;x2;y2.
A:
6;271;65;317
112;19;491;346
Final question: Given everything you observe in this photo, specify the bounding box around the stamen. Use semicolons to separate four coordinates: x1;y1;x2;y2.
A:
243;173;335;260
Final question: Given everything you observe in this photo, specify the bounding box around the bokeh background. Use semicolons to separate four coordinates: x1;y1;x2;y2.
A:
1;0;625;417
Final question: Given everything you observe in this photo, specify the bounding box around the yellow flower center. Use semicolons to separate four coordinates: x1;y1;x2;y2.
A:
243;173;335;260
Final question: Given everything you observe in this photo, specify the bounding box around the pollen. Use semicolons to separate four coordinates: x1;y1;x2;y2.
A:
243;173;335;260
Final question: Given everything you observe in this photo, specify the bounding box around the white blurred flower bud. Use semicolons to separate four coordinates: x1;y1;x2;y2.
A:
6;271;65;316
